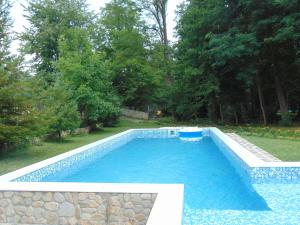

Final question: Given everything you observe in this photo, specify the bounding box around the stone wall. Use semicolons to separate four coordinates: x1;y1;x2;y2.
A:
0;191;156;225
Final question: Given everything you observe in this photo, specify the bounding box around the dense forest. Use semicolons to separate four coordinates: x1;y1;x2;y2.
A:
0;0;299;151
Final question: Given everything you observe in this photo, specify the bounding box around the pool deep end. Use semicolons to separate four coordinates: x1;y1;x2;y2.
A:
1;128;300;225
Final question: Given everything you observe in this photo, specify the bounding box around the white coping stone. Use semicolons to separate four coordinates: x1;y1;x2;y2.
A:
179;127;203;132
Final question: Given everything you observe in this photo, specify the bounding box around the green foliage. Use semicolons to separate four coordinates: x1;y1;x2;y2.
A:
2;0;300;156
0;69;44;150
0;0;11;61
223;125;300;141
40;84;80;139
98;0;163;110
57;28;120;127
0;0;45;150
173;0;300;124
22;0;91;83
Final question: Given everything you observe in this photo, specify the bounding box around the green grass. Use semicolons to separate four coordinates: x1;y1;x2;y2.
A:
221;125;300;141
241;135;300;162
0;118;170;175
1;117;300;175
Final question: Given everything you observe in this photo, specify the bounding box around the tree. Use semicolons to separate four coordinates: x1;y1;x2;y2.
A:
249;0;300;124
172;0;222;121
0;0;11;61
0;67;47;151
22;0;91;84
137;0;173;95
173;0;300;125
0;0;45;151
37;83;80;140
57;28;120;128
137;0;168;53
98;0;162;110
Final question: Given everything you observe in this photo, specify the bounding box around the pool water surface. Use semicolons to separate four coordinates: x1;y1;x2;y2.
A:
42;138;278;224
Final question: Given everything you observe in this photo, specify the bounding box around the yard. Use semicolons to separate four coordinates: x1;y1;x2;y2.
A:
0;118;299;175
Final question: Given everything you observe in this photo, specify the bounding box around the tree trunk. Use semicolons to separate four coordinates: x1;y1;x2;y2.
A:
216;95;224;123
161;0;168;59
256;74;267;125
219;103;224;123
240;103;249;123
274;74;288;115
233;109;239;124
209;94;218;122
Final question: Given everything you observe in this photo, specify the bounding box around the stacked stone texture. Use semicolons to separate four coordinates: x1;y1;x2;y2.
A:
0;191;156;225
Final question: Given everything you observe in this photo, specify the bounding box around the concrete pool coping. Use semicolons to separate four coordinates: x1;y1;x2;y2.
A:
1;127;300;224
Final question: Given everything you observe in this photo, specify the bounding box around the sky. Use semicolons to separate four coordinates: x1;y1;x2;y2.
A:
10;0;184;54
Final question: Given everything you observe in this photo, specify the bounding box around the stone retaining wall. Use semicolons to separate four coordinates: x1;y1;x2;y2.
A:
0;191;156;225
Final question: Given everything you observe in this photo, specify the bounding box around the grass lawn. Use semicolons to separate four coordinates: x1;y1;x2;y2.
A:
241;135;300;162
0;117;300;175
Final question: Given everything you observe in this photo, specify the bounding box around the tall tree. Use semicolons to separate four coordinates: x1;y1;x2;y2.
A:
138;0;168;52
0;0;11;61
22;0;91;84
138;0;173;91
98;0;162;110
0;0;44;150
172;0;222;121
57;28;120;128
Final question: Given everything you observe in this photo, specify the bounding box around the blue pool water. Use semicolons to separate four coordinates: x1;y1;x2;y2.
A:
41;137;291;224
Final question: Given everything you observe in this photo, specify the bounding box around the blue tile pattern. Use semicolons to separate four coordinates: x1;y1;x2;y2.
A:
249;167;300;184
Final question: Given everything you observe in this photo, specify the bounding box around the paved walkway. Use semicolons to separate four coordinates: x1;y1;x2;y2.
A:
226;133;281;162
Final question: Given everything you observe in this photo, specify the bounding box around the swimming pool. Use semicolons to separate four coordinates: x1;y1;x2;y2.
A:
1;128;300;225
